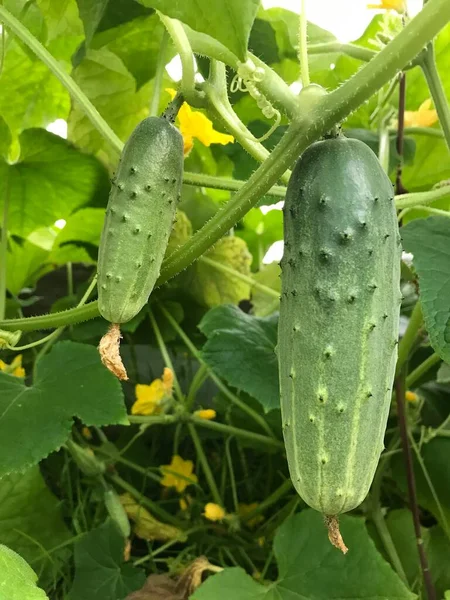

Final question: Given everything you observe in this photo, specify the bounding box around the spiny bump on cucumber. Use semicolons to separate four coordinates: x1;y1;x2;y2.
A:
279;136;401;553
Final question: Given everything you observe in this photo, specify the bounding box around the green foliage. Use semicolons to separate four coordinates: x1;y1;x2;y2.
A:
0;545;48;600
0;467;69;579
0;341;128;477
68;520;145;600
0;129;109;237
192;510;414;600
138;0;260;61
199;305;279;411
402;216;450;362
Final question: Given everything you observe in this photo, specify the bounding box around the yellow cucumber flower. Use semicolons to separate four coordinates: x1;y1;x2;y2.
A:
131;367;174;416
367;0;406;13
405;390;418;403
194;409;216;420
0;354;25;378
203;503;226;521
166;88;234;156
404;99;438;128
160;455;198;493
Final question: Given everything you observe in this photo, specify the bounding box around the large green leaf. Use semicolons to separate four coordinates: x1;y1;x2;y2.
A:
69;520;145;600
0;467;69;578
55;207;105;247
68;48;152;164
0;129;109;237
199;304;279;412
401;216;450;362
192;510;414;599
0;545;48;600
237;208;283;269
0;341;128;477
138;0;259;61
0;0;82;139
6;239;50;296
91;13;173;88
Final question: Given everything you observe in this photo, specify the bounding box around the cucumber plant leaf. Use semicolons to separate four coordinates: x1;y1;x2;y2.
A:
69;519;145;600
0;129;109;238
0;467;70;578
137;0;259;61
401;216;450;363
0;545;48;600
199;305;279;412
192;510;414;600
0;341;128;477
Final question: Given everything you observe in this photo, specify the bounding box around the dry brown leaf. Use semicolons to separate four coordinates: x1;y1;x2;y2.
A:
324;515;348;554
98;323;128;380
125;556;222;600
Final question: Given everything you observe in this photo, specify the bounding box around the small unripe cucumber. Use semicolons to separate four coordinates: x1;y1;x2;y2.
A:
97;116;183;323
279;136;401;517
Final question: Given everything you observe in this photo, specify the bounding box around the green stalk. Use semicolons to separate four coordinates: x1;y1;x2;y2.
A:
406;352;441;389
401;126;444;137
0;6;122;154
187;423;222;506
298;0;310;87
420;44;450;153
396;302;423;376
396;184;450;209
1;0;449;333
0;172;10;320
199;256;279;299
204;61;291;185
148;309;184;401
149;29;168;117
189;415;284;450
157;13;203;108
183;171;286;197
307;42;376;63
186;363;208;410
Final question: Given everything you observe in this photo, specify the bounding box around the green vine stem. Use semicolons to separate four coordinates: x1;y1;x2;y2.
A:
307;42;377;63
157;12;204;108
396;184;450;209
188;423;223;506
0;171;10;320
396;301;424;376
148;309;184;401
420;44;450;153
183;171;286;197
401;126;444;138
406;352;442;389
1;0;449;333
298;0;310;88
204;61;291;185
0;6;123;154
149;29;168;117
240;478;293;524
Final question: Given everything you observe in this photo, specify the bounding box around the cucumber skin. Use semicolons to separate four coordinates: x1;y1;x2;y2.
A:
279;137;401;516
97;117;183;323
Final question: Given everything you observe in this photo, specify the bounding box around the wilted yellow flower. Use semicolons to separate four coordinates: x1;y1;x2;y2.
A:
367;0;406;12
120;493;186;541
0;354;25;378
404;99;438;128
131;367;174;415
160;455;198;493
405;390;418;403
238;503;264;528
194;409;216;420
166;88;234;156
203;503;226;521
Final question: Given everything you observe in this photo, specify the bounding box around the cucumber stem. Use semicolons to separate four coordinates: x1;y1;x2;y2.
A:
162;93;185;123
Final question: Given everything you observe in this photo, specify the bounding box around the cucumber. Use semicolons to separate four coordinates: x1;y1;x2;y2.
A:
97;113;183;324
278;136;401;525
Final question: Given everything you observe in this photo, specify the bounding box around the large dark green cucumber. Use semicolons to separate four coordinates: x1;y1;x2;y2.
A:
97;116;183;323
278;136;401;517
